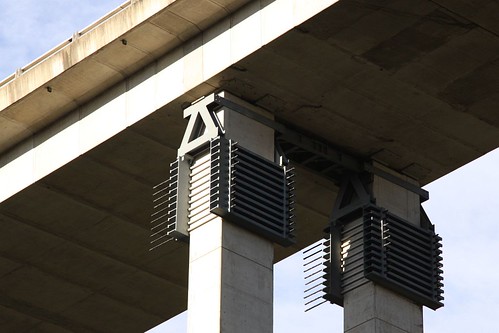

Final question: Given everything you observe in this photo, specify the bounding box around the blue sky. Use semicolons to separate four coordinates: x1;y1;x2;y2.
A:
1;1;498;332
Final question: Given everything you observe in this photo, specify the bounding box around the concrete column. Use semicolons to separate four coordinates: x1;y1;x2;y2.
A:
186;94;275;333
187;218;274;333
343;164;423;333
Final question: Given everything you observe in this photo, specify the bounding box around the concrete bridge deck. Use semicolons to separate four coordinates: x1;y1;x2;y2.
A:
1;0;498;331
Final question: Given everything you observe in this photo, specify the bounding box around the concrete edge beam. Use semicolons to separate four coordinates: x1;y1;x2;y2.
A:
0;0;339;203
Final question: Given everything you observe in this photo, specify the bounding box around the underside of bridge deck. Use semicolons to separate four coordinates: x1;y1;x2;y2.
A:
1;0;499;332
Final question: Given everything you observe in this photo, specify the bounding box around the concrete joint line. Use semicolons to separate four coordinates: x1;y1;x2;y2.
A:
189;246;222;264
221;284;274;307
189;243;271;270
377;317;415;333
221;245;273;270
428;0;499;39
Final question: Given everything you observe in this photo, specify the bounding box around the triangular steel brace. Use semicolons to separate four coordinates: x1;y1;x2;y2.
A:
178;95;224;157
321;172;373;306
329;172;373;227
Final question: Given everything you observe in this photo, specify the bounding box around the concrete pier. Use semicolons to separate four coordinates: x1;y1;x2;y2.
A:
187;218;274;332
186;94;276;333
4;0;499;331
344;165;423;333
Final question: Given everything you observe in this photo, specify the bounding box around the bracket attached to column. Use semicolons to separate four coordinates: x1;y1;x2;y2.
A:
150;95;222;249
150;92;295;250
210;136;295;246
304;171;443;311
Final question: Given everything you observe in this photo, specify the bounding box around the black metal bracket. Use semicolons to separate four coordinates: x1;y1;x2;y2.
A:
305;202;444;311
210;136;295;246
214;92;428;202
329;172;373;225
304;170;442;311
363;205;444;310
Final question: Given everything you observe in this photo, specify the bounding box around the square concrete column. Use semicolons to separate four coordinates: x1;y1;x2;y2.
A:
186;92;276;333
343;164;423;333
187;218;274;332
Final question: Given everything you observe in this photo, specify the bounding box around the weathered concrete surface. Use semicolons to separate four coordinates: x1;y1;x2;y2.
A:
0;1;337;332
186;93;275;332
1;0;499;332
345;284;423;333
0;0;253;151
187;207;275;333
0;0;339;204
344;164;423;333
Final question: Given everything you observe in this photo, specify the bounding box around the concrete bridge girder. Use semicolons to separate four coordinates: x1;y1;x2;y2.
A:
1;0;499;332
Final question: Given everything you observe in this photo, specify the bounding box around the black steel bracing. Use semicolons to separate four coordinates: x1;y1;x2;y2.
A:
150;135;295;248
363;205;444;309
276;140;353;184
312;204;444;311
210;136;295;246
213;93;429;201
